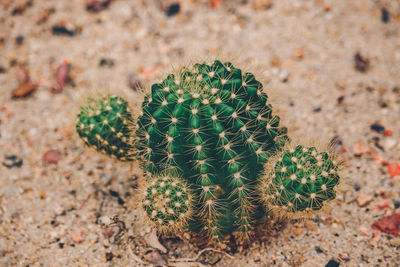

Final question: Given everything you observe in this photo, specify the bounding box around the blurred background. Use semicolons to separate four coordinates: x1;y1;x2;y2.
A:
1;0;400;266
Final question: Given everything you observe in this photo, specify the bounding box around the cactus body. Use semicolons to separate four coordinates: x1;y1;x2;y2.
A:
76;96;135;161
142;174;192;232
262;145;340;215
137;61;288;240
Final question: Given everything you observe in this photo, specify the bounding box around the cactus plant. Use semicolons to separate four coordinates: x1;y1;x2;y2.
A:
142;173;193;232
76;95;135;161
261;144;340;217
136;60;289;240
75;60;341;243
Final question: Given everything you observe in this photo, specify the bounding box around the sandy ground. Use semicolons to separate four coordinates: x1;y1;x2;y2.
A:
1;0;400;266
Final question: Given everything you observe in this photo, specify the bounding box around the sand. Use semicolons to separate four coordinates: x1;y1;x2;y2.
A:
1;0;400;266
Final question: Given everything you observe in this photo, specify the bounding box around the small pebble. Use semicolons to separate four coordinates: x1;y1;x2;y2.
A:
352;141;373;156
105;252;113;262
356;194;373;207
373;199;389;211
3;155;23;168
339;252;350;261
52;25;80;36
370;123;385;134
279;70;289;82
354;52;369;73
15;35;24;45
11;1;32;16
99;58;114;67
166;3;180;17
383;138;397;150
43;149;61;164
381;8;389;23
86;0;113;13
109;189;120;197
72;231;84;243
325;259;340;267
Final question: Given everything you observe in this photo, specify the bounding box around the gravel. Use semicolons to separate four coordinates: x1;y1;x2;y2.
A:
1;0;400;266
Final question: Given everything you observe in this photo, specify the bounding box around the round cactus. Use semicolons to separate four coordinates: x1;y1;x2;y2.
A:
261;144;340;216
76;95;135;161
136;60;289;240
142;174;193;232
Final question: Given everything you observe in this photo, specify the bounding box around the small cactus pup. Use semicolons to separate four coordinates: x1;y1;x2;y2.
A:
142;173;193;232
261;144;341;217
136;60;289;241
76;95;136;161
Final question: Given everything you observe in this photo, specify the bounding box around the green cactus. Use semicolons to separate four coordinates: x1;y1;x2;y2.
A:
76;95;135;161
261;144;340;216
136;60;289;240
75;60;342;244
142;173;193;232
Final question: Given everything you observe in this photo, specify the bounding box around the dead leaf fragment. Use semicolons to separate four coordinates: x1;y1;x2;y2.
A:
372;214;400;237
144;250;167;266
53;61;72;93
144;229;167;253
11;83;37;98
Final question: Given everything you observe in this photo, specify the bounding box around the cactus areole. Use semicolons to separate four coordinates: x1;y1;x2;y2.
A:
76;60;341;243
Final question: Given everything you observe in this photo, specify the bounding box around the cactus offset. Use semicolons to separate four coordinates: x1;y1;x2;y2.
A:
261;144;340;217
76;96;135;161
136;60;288;240
142;174;193;232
